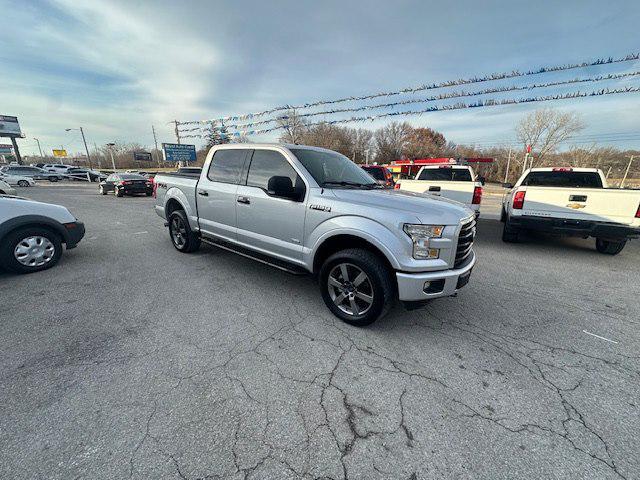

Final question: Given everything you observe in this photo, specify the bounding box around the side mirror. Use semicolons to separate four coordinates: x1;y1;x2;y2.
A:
502;182;514;189
268;175;296;199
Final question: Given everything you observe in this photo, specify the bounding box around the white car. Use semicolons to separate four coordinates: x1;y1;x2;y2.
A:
501;167;640;254
0;179;17;196
0;196;85;273
0;172;36;187
43;163;74;174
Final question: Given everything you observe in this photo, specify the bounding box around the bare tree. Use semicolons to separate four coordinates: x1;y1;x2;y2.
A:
374;121;412;163
515;108;585;165
278;109;307;144
403;127;447;159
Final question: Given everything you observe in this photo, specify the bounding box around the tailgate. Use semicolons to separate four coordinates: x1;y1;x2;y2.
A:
521;187;640;224
417;181;474;205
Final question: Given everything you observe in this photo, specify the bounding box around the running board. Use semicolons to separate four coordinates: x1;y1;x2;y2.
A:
200;237;308;275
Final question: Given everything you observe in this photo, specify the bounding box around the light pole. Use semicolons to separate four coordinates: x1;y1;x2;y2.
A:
106;143;117;171
65;127;93;169
33;138;44;157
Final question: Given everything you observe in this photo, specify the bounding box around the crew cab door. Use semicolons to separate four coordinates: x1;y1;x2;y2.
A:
196;148;251;243
235;149;307;263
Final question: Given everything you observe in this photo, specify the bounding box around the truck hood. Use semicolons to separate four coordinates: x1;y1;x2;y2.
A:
331;188;473;225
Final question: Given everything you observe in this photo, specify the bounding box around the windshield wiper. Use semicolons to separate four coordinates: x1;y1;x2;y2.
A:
321;181;379;189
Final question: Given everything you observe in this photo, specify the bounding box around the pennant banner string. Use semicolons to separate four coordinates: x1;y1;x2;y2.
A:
181;71;640;133
177;52;640;126
177;86;640;138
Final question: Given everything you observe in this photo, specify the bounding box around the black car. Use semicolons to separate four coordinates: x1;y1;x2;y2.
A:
99;173;153;197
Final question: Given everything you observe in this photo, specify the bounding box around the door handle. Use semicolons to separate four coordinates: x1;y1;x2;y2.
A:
237;196;250;204
429;186;441;192
198;190;209;196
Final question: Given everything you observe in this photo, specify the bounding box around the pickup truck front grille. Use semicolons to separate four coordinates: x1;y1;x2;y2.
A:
454;218;476;268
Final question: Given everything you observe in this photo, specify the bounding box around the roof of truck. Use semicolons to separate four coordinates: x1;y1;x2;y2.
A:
529;167;600;173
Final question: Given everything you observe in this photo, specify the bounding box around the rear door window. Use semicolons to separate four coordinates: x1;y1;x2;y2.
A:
523;171;603;188
207;149;249;184
417;168;472;181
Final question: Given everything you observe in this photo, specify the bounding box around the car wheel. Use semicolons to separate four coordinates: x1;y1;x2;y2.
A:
115;187;124;197
145;191;152;197
168;210;200;253
502;219;520;243
48;177;58;183
0;227;62;273
99;185;107;195
17;180;30;187
595;238;626;255
319;248;394;326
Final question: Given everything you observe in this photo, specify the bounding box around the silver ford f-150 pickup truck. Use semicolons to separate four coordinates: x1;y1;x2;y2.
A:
154;144;476;326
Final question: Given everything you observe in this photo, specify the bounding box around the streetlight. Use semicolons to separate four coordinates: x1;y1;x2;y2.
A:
33;138;44;157
65;127;92;169
106;143;117;171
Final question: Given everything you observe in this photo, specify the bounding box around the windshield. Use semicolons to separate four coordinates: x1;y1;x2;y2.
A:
418;168;472;181
522;171;603;188
290;148;376;187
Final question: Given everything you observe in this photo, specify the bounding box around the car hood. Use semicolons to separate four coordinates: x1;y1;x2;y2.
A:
331;188;473;225
0;196;76;223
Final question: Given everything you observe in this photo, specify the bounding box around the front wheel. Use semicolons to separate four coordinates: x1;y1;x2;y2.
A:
595;238;626;255
168;210;200;253
17;180;30;187
319;248;394;326
0;227;62;273
99;185;107;195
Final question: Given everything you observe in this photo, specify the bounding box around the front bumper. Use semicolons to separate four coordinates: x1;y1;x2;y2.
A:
396;251;476;301
63;221;85;249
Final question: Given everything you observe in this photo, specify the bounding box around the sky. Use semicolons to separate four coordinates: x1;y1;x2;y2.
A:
1;0;639;157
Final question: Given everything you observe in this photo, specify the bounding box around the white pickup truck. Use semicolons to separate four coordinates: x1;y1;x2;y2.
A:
501;167;640;254
395;165;483;216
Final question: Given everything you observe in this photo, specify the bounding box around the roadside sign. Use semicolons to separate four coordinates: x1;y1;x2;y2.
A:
133;151;153;162
52;149;68;157
162;143;196;162
0;144;12;154
0;115;21;137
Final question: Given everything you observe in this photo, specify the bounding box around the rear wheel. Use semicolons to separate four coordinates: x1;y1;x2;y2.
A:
169;210;200;253
502;219;520;243
595;238;626;255
115;187;123;197
17;180;30;187
48;177;58;183
319;248;394;326
0;227;62;273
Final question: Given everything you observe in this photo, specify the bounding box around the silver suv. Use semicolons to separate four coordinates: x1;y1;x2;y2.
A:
153;144;476;326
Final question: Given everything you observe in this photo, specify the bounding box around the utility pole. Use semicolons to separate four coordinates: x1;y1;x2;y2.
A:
504;146;512;183
79;127;92;169
173;120;181;144
152;125;161;166
34;138;44;157
107;143;116;171
620;155;634;188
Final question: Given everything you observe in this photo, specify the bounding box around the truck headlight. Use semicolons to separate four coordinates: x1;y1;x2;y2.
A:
403;224;444;259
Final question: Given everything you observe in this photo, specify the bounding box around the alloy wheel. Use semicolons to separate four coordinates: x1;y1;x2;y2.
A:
171;217;187;248
327;263;374;316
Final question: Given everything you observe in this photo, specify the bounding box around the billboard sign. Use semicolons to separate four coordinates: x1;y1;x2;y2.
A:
0;115;22;137
162;143;196;163
133;151;153;162
0;144;13;155
52;149;68;158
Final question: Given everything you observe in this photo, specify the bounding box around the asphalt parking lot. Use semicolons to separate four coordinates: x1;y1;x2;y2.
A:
1;183;639;480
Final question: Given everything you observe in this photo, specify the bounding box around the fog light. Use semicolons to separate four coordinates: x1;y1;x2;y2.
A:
423;279;445;294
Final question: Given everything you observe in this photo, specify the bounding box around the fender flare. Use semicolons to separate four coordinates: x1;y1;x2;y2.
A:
0;215;70;244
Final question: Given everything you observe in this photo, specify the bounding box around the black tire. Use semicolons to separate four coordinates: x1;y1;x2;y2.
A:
48;177;58;183
595;238;626;255
145;191;152;197
0;227;62;274
502;219;520;243
319;248;394;327
99;185;107;195
115;187;124;197
168;210;200;253
17;180;30;187
500;207;506;223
